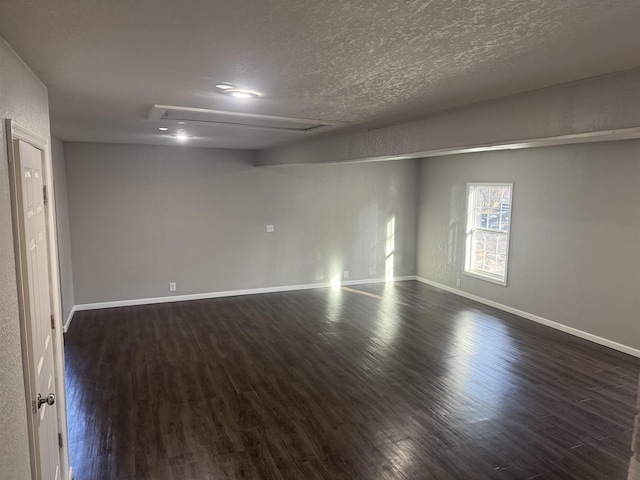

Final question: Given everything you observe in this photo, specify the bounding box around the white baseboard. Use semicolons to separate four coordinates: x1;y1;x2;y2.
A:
415;276;640;358
72;276;417;313
63;306;76;333
68;275;639;359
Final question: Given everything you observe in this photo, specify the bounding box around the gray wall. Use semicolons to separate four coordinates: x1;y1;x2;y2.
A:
417;140;640;351
51;137;74;325
65;142;418;305
0;36;51;480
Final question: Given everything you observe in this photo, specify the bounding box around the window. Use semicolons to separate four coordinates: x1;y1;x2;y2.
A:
464;183;512;285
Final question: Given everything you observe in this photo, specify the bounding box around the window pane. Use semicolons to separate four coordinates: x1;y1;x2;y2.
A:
497;234;507;255
496;253;506;275
471;230;507;278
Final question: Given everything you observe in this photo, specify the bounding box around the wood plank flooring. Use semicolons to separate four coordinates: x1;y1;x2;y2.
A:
64;281;640;479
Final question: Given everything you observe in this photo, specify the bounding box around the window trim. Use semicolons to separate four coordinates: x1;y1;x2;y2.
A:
463;182;513;286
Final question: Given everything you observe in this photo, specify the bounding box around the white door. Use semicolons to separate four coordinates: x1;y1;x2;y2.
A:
15;139;61;480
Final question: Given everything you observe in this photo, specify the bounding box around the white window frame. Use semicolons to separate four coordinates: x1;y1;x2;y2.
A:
464;182;513;286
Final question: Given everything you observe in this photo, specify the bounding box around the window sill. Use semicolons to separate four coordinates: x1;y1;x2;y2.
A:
463;270;507;286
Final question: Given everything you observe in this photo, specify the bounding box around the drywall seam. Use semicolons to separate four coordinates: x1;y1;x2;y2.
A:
415;277;640;358
0;36;48;91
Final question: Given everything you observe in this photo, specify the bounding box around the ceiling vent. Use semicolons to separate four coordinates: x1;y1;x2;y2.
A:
148;105;342;134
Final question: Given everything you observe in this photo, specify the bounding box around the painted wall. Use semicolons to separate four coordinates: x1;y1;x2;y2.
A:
64;142;418;305
417;140;640;351
0;36;51;480
259;68;640;166
51;137;74;325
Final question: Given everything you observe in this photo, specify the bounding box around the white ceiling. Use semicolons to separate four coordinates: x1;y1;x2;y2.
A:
1;0;639;150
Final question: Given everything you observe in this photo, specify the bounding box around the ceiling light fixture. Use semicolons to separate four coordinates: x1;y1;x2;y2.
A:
158;127;169;131
174;133;190;142
223;89;261;99
215;83;234;90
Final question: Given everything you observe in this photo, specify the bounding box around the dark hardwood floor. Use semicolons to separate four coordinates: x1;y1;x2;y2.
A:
64;281;640;479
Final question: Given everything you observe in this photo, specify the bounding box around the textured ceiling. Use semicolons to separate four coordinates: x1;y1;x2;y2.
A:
0;0;639;149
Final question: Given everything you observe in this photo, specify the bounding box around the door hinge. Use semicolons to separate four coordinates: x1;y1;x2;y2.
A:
58;433;63;449
43;185;48;206
51;314;55;329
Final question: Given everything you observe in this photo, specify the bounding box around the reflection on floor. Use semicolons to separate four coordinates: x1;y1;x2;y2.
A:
64;281;640;479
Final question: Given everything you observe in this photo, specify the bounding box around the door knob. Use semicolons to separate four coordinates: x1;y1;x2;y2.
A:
37;393;55;409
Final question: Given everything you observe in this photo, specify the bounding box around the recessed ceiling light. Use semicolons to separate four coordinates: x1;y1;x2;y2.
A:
223;89;261;99
177;121;186;125
215;83;234;90
174;133;190;142
158;127;169;131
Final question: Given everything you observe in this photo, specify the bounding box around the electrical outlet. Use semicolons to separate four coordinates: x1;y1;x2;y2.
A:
343;270;349;279
266;224;274;233
169;282;176;292
456;278;461;287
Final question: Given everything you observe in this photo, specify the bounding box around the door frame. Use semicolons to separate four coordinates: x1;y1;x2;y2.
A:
5;119;71;480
